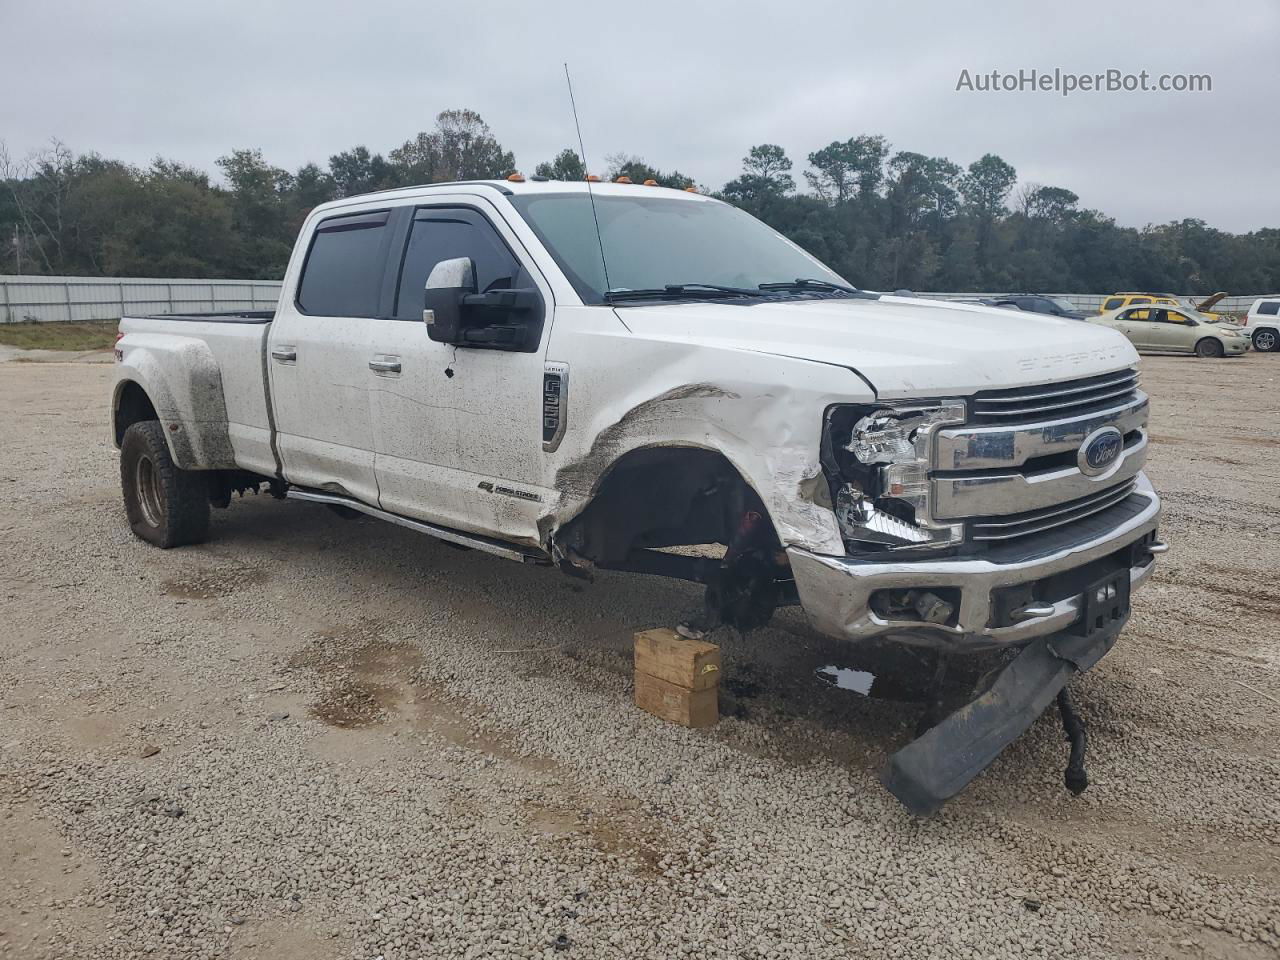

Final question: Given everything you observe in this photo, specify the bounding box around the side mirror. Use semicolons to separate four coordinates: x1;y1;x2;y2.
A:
423;257;476;344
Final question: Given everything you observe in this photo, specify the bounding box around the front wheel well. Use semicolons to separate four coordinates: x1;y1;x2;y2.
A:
556;447;792;632
114;381;159;446
559;446;777;565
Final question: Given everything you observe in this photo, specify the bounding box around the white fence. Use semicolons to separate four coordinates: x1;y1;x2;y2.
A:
917;292;1268;315
0;276;284;323
1;275;1271;323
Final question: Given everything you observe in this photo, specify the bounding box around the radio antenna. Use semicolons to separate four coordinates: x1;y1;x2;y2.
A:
564;63;612;296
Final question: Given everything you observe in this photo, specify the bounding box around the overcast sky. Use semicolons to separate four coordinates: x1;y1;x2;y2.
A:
2;0;1276;232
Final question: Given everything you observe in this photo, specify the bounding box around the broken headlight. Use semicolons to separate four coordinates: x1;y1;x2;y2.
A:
825;401;965;551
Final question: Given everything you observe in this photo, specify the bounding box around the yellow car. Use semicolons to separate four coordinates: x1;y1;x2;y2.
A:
1098;291;1227;322
1090;304;1249;357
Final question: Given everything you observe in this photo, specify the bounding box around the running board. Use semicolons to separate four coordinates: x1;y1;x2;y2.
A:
286;488;544;564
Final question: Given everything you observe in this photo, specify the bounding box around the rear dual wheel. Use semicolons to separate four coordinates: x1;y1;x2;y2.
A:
120;421;210;548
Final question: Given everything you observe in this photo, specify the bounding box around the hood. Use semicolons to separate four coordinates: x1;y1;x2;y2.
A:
613;295;1139;399
1196;291;1227;312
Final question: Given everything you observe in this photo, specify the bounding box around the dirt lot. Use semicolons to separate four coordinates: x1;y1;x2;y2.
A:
1;354;1277;960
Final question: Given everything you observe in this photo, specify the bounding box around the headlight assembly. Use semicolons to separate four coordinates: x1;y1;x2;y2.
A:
823;401;966;551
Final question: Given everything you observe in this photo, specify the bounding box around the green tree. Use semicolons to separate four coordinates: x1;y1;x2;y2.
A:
960;154;1018;221
328;146;394;197
534;148;586;181
806;135;890;201
603;154;694;189
389;109;516;184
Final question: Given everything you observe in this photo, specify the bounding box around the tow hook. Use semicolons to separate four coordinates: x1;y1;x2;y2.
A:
1057;686;1089;795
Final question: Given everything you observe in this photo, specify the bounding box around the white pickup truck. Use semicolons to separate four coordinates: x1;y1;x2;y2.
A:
113;178;1165;813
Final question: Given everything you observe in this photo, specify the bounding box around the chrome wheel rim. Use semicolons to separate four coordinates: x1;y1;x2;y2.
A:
135;454;165;527
1257;331;1277;351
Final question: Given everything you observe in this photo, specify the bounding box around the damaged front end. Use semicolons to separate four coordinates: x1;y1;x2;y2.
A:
797;372;1166;813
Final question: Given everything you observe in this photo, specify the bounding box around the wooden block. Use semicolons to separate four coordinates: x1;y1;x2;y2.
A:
633;628;721;692
634;671;718;728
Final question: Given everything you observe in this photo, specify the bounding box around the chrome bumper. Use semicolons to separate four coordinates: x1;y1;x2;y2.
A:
789;473;1161;651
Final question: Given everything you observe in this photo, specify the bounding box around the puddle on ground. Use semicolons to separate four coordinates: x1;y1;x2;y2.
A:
162;567;263;600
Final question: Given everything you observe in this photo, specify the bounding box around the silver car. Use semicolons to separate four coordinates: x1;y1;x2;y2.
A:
1090;305;1250;357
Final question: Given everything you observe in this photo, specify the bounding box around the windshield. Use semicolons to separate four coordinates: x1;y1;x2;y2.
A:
509;192;850;304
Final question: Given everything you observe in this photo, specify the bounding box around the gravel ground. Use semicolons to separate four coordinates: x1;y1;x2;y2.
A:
1;354;1277;960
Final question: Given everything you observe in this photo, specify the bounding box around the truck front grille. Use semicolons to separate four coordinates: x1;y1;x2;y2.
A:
967;478;1138;542
970;368;1140;425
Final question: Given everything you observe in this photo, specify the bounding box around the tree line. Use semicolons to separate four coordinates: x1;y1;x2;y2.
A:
3;108;1277;294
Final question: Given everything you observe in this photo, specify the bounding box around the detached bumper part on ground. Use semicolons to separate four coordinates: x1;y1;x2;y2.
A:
787;477;1163;814
882;619;1125;816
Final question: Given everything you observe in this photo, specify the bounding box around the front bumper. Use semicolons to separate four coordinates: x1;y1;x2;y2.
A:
789;473;1161;651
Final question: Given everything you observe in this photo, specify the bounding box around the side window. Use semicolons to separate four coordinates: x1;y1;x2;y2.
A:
1103;297;1123;311
1125;309;1149;322
394;209;525;320
1258;301;1280;316
297;210;391;317
1130;297;1152;305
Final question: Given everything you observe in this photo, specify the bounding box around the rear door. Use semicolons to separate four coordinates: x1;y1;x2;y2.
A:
1113;308;1151;349
267;209;395;505
366;198;555;544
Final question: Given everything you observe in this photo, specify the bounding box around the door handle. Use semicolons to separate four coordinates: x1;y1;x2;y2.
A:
369;358;402;374
271;347;297;363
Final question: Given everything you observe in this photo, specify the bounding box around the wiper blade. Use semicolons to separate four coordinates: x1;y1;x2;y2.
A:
604;283;767;303
758;278;879;299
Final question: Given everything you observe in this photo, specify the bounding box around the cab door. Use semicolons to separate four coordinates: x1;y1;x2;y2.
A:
267;209;394;505
1148;309;1196;352
366;199;556;544
1112;308;1152;349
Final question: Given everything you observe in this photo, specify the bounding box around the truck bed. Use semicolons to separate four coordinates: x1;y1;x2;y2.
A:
118;311;277;477
137;310;275;324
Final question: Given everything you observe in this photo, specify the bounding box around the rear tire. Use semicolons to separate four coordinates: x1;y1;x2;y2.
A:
120;421;210;548
1253;328;1279;352
1194;337;1225;359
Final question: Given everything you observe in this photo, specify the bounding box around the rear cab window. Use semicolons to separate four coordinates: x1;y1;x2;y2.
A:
297;210;392;317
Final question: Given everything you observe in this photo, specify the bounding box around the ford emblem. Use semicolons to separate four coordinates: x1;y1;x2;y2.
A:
1078;427;1124;477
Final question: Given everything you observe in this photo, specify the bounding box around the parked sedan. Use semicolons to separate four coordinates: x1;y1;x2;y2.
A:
1090;305;1250;357
991;294;1088;319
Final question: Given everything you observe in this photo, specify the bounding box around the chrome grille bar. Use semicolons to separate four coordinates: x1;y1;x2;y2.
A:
968;479;1138;542
970;369;1140;425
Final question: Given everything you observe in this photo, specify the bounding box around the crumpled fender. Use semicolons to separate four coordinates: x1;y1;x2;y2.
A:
113;334;236;470
538;340;873;556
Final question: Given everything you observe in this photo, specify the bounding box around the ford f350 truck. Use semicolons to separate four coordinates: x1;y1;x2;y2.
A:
112;178;1165;814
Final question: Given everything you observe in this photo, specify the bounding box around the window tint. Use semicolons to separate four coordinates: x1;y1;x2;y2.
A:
1258;301;1280;316
297;211;390;317
1103;298;1123;311
394;210;523;319
1130;297;1152;305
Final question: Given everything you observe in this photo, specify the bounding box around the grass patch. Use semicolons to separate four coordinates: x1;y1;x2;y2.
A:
0;320;118;352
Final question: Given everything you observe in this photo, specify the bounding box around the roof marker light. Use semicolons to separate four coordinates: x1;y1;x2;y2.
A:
585;174;601;182
614;176;632;184
642;179;658;186
506;172;526;182
684;185;698;193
